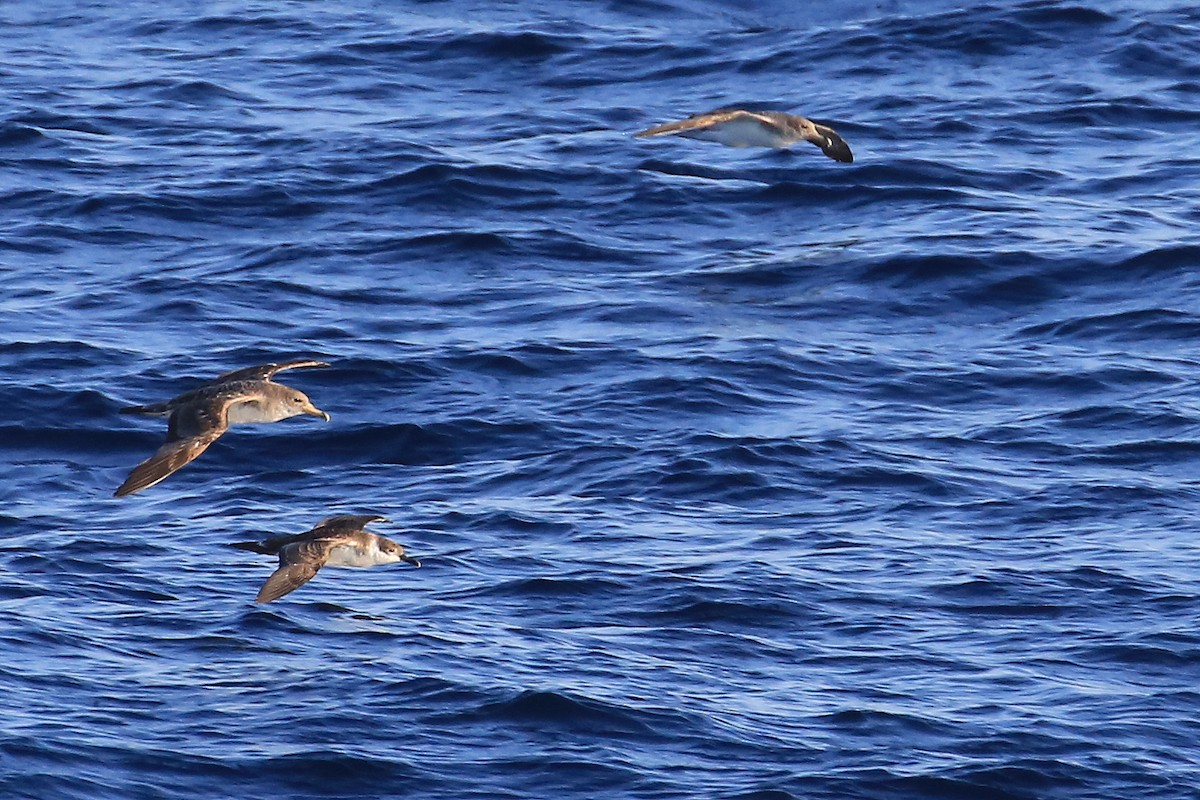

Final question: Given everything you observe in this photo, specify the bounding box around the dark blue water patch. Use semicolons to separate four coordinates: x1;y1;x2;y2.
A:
644;455;791;503
637;587;817;631
1072;438;1200;468
1050;403;1194;433
602;374;769;415
419;29;581;62
68;185;327;223
0;582;42;601
470;757;650;799
1074;639;1200;669
0;338;127;370
756;180;971;209
726;790;800;800
1021;97;1200;127
309;418;558;468
1016;308;1200;343
382;230;516;255
7;744;422;800
236;750;422;789
684;434;816;469
7;110;111;137
929;573;1068;617
1109;22;1200;81
0;122;52;149
868;769;1079;800
1112;245;1200;277
0;765;112;800
855;252;1042;290
821;707;958;741
452;575;628;601
1059;565;1176;596
461;688;659;735
813;9;1050;62
183;13;323;36
148;79;261;107
1015;4;1118;27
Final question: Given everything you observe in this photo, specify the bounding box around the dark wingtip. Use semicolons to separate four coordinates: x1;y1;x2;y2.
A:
113;461;166;498
255;580;297;604
114;471;150;497
633;122;679;138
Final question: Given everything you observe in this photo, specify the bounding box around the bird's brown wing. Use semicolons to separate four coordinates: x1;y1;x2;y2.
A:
114;390;253;497
810;122;854;163
255;540;329;603
211;359;330;385
235;515;383;559
634;109;750;138
308;514;388;536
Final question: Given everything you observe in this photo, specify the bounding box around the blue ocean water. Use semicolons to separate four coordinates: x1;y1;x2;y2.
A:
3;0;1200;797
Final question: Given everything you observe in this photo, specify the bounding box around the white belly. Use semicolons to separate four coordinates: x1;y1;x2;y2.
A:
684;119;788;148
324;544;382;568
226;399;289;424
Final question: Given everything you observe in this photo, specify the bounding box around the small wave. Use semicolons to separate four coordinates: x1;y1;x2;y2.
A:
233;750;421;786
0;123;48;147
443;576;626;602
1019;307;1200;343
463;688;663;738
642;593;809;627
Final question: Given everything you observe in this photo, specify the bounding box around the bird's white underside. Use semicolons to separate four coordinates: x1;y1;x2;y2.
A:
226;400;295;424
681;119;790;148
323;542;399;568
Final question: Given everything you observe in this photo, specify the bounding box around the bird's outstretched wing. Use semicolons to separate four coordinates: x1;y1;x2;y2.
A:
211;359;330;385
309;514;389;536
634;109;750;138
809;122;854;163
114;390;253;497
256;540;330;603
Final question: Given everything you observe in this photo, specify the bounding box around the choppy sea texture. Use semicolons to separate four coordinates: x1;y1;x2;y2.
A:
3;1;1200;798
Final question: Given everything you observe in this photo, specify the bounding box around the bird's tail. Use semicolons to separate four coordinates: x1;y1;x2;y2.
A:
229;540;273;555
119;402;170;416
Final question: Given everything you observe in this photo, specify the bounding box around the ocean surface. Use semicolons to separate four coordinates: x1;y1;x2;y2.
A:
3;1;1200;798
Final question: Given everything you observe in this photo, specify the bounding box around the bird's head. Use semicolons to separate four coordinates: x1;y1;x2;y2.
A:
286;389;330;421
379;537;421;567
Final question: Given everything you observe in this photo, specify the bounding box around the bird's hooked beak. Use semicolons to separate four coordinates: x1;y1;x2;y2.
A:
305;402;331;422
402;555;421;568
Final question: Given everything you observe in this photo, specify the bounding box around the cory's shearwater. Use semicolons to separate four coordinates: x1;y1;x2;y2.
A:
114;359;331;497
230;514;421;603
635;109;854;162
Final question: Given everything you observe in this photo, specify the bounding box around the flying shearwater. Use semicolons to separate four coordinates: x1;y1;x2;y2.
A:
114;359;331;497
635;109;854;162
230;514;421;603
